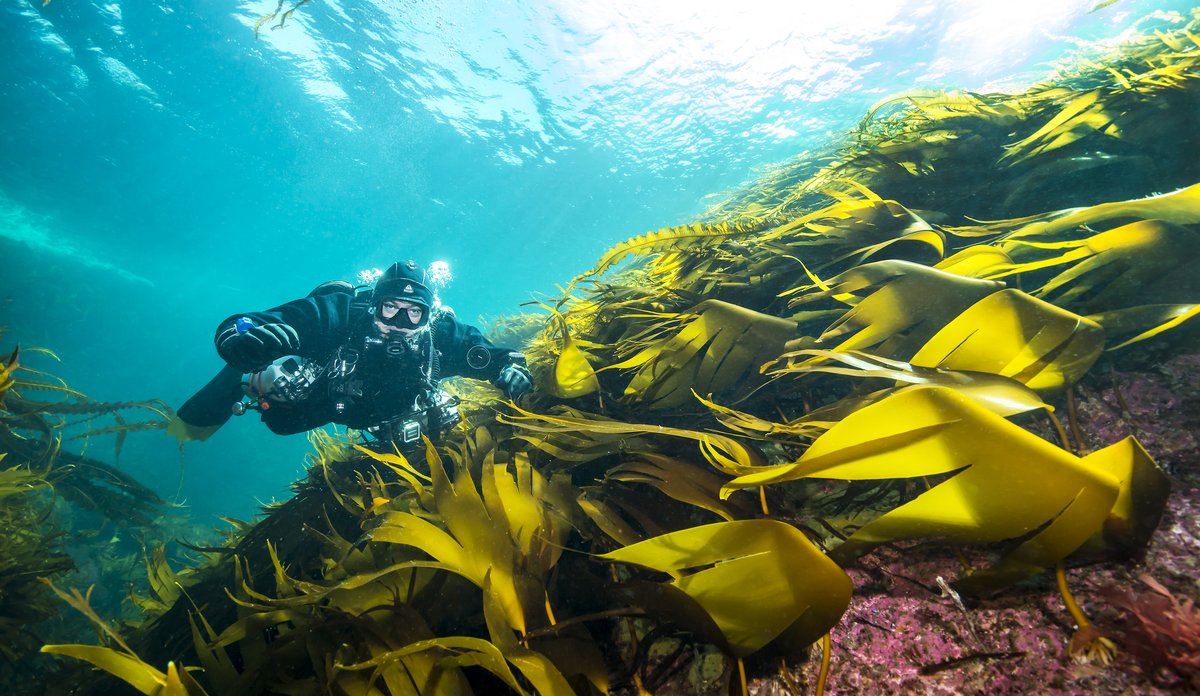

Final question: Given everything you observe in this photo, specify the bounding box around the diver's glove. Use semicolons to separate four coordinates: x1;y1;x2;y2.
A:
216;322;300;372
495;363;534;400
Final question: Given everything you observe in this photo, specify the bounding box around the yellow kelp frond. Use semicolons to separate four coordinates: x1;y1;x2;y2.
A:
997;182;1200;243
304;427;357;468
42;582;209;695
499;404;651;464
0;346;17;400
793;260;1004;361
761;195;944;274
693;391;827;441
722;386;1131;594
940;218;1200;319
1090;303;1200;350
857;90;1021;135
498;402;765;476
580;220;758;280
605;299;796;410
578;484;670;546
481;572;602;696
1079;436;1170;558
335;634;558;696
127;543;189;620
1001;89;1121;165
605;453;744;522
765;348;1049;417
354;442;431;501
908;288;1105;392
1028;220;1200;310
544;309;600;398
368;444;573;635
0;450;42;486
600;520;852;656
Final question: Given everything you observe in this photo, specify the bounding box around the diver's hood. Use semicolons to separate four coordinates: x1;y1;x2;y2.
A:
373;260;433;309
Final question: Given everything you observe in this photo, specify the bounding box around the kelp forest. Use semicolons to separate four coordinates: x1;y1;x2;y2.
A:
7;8;1200;695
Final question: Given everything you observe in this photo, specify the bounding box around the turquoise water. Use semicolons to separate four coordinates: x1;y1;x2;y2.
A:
0;0;1192;523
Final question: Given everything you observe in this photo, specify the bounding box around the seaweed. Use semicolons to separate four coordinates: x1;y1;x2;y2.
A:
40;9;1200;696
1100;573;1200;687
0;338;178;692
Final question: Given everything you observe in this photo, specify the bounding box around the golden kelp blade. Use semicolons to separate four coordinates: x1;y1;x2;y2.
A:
165;415;221;443
0;346;18;400
547;311;599;398
909;288;1104;392
482;572;590;696
1090;303;1200;350
600;519;852;657
580;220;755;280
725;386;1126;593
940;220;1200;322
693;390;828;440
765;348;1049;418
798;261;1004;361
761;195;944;272
1079;436;1170;557
368;445;571;636
1001;89;1119;165
611;299;796;410
1000;182;1200;243
498;403;764;475
935;244;1014;278
606;453;741;522
38;646;162;695
128;544;185;617
41;581;209;695
336;635;537;696
1004;220;1200;310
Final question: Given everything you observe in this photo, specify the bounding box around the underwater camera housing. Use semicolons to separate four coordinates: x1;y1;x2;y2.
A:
364;389;461;450
233;356;322;415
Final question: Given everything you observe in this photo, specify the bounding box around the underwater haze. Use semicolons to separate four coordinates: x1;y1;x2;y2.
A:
0;0;1191;522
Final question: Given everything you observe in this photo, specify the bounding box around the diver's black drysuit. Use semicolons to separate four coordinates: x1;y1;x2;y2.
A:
176;287;520;444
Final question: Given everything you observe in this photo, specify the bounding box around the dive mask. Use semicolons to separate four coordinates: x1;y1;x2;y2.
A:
377;298;428;330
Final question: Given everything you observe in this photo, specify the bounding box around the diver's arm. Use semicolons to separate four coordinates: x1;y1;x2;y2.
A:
214;293;353;370
433;312;524;382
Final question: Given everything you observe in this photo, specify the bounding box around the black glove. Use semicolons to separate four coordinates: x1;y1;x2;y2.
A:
495;363;533;400
216;322;300;372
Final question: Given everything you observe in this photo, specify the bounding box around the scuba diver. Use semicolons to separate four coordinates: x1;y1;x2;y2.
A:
171;260;533;451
